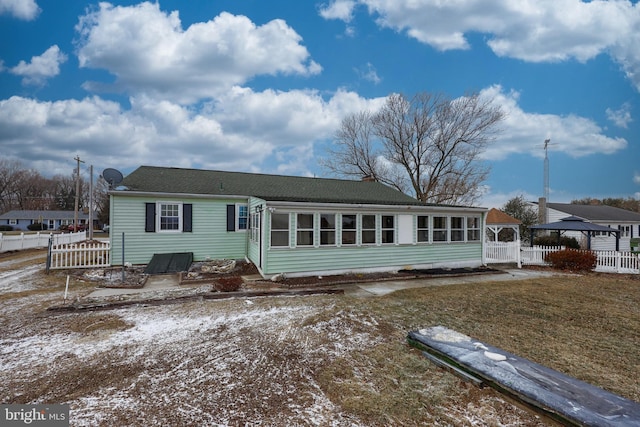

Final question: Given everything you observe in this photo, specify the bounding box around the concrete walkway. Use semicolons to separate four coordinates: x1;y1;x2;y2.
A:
86;268;560;299
342;268;559;297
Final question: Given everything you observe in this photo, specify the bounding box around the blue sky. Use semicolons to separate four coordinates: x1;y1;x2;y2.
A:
1;0;639;208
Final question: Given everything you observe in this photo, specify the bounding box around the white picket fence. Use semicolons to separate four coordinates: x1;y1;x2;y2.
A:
0;231;87;253
49;240;111;270
485;241;640;274
484;241;522;268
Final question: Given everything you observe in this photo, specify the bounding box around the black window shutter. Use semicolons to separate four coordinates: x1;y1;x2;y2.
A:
145;203;156;232
227;204;235;232
183;204;192;232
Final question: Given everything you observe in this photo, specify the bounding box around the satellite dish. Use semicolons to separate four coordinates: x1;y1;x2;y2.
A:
102;168;124;188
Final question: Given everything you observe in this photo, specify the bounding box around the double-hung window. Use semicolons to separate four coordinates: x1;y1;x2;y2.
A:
362;215;376;244
467;217;481;241
237;205;248;230
270;213;289;247
296;214;314;246
381;215;395;244
450;217;464;242
341;214;356;245
159;202;181;231
320;214;336;246
417;215;429;243
433;216;448;242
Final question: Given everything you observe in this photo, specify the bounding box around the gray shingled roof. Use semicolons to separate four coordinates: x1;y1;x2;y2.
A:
546;203;640;222
120;166;427;206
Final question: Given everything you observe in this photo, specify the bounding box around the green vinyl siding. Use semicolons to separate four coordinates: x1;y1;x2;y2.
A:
263;242;482;276
258;209;483;275
110;195;248;265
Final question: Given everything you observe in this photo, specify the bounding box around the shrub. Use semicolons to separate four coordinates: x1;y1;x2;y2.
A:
214;277;243;292
534;235;580;249
545;249;597;272
27;223;47;231
0;225;13;231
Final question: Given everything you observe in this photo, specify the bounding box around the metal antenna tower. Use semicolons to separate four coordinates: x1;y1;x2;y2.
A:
543;138;550;203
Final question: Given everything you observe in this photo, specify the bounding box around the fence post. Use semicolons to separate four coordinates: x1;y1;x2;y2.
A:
0;232;3;252
46;236;52;273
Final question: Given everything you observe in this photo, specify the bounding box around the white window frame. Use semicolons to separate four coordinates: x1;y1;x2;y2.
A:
417;215;430;243
320;213;336;246
237;204;249;231
450;216;465;242
157;201;182;232
296;213;315;247
433;216;448;242
341;214;357;246
361;214;376;245
9;219;17;225
467;216;481;241
381;215;395;244
250;212;260;243
270;213;290;248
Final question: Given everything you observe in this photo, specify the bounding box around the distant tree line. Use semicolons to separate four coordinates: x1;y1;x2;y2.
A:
0;159;109;224
571;197;640;213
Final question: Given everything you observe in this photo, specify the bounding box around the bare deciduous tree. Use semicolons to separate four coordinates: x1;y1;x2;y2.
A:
322;91;504;205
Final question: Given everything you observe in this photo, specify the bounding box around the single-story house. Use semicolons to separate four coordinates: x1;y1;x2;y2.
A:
531;202;640;251
0;210;96;231
109;166;489;278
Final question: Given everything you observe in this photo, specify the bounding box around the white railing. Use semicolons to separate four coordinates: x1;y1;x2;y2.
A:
484;241;521;268
0;231;87;253
494;245;640;274
49;240;110;270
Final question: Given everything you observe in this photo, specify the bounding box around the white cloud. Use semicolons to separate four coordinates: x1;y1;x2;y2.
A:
332;0;640;91
75;2;321;104
9;45;67;86
634;172;640;185
0;0;40;20
319;0;357;22
479;85;627;160
606;103;633;129
356;63;381;84
0;88;383;177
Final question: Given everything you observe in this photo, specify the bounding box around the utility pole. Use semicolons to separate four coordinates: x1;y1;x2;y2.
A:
74;155;85;232
89;165;94;240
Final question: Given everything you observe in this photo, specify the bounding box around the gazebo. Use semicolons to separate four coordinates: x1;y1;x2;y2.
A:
529;216;620;250
486;208;521;242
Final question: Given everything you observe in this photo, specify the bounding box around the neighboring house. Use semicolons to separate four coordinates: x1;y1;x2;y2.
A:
109;166;488;278
0;210;95;231
531;202;640;251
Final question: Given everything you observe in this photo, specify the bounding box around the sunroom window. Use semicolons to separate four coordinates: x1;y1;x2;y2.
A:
381;215;395;244
320;214;336;246
341;214;356;245
417;215;429;242
296;214;314;246
270;213;289;247
433;216;448;242
362;215;376;244
451;216;464;242
467;217;481;241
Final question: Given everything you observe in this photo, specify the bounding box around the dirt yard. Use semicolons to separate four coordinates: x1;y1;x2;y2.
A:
1;249;638;426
